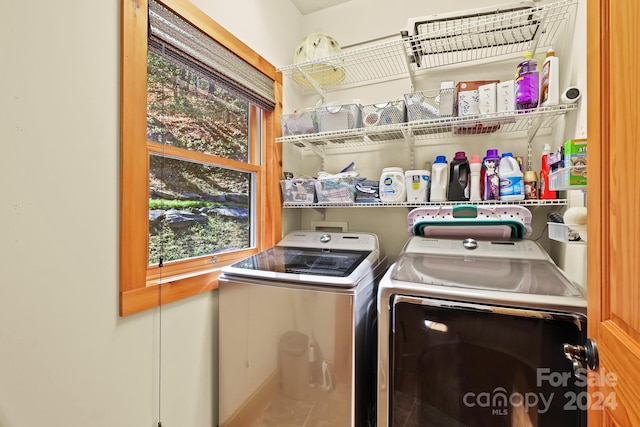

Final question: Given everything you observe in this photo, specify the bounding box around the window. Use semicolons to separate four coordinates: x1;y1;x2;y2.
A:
120;0;282;316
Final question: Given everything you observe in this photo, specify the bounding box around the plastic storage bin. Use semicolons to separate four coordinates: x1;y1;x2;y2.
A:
280;110;317;136
548;222;586;243
315;104;362;132
280;179;317;204
315;177;358;203
360;101;406;127
548;166;587;191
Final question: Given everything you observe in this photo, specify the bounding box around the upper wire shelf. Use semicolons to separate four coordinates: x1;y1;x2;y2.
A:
277;104;577;155
277;0;577;91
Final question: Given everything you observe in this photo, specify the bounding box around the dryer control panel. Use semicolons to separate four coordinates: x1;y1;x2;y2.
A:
402;236;549;260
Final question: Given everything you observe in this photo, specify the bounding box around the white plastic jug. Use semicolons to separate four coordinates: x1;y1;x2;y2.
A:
499;152;525;201
379;167;406;202
405;170;430;202
430;156;449;202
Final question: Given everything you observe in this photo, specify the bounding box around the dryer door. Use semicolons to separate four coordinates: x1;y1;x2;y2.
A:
389;296;587;427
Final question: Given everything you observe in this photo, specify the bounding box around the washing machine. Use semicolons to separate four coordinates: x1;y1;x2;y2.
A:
218;230;386;427
377;235;588;427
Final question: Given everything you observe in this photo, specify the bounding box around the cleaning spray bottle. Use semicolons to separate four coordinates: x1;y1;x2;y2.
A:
539;143;557;199
540;48;560;107
469;154;482;202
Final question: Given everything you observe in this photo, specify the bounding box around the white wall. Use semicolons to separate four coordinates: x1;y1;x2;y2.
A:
0;1;299;426
0;0;587;425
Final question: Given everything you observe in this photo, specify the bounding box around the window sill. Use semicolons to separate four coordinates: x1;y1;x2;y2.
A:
120;269;220;316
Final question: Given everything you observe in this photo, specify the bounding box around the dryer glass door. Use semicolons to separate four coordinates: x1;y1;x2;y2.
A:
389;296;587;427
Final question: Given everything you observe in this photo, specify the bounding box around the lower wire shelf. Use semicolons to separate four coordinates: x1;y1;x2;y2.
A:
283;199;568;208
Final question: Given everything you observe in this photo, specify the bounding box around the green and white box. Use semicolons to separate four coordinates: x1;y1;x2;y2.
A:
564;138;587;186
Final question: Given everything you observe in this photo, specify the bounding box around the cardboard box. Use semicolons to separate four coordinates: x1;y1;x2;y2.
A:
563;139;587;186
456;80;500;117
455;80;501;134
478;82;497;114
496;80;515;112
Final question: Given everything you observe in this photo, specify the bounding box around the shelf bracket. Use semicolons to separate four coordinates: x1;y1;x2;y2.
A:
291;65;327;101
525;115;544;172
290;136;327;161
402;128;416;170
400;31;418;92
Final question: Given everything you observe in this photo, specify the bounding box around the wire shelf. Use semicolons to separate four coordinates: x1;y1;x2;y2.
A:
283;199;568;209
277;104;577;154
278;0;577;91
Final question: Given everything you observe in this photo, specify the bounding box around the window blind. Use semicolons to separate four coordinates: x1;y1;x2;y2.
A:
148;0;276;111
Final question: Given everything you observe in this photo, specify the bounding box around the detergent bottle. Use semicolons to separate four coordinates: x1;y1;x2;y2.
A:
469;154;482;202
405;169;430;202
499;152;525;201
448;151;470;201
430;156;449;202
482;149;501;201
379;167;406;202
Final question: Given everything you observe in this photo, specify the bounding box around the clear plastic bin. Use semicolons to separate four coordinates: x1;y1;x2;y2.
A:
549;166;587;191
315;177;358;203
548;222;586;243
280;179;316;204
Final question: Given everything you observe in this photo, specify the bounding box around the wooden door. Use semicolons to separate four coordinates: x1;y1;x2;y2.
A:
587;0;640;425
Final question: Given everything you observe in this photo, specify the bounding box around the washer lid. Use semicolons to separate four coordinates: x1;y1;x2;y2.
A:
228;246;371;278
391;239;583;298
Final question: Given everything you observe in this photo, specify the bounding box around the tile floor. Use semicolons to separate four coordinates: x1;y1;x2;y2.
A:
252;383;352;427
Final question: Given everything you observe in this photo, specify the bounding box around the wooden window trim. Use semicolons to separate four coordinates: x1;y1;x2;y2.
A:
120;0;282;316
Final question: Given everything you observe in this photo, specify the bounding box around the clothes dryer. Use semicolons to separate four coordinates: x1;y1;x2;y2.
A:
377;236;587;427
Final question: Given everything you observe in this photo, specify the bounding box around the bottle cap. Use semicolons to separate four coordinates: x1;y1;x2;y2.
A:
453;151;467;160
523;51;533;59
546;48;555;57
502;152;513;158
434;155;447;164
382;167;403;173
486;149;499;157
470;154;481;164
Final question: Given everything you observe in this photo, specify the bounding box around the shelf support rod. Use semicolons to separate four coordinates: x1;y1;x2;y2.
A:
292;65;327;101
290;137;327;162
402;128;416;170
527;6;550;55
400;31;418;92
525;115;544;171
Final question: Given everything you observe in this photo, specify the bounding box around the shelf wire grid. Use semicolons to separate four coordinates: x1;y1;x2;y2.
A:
277;104;577;153
282;199;568;209
277;0;576;91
